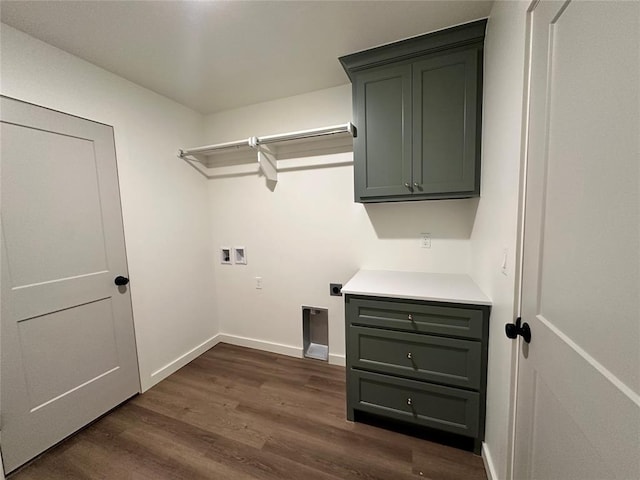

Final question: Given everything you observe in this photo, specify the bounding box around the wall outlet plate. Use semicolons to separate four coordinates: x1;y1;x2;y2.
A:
330;283;343;296
220;247;232;264
420;233;431;248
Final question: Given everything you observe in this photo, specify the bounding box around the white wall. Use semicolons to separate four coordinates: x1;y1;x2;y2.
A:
204;86;478;363
0;24;218;391
470;2;529;480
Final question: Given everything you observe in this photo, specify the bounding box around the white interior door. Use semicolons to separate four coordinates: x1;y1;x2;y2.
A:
513;1;640;479
1;97;140;473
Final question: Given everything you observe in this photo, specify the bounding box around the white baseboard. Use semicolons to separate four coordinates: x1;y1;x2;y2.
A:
145;334;343;392
146;333;221;390
482;442;498;480
219;334;346;367
329;353;346;366
218;333;302;358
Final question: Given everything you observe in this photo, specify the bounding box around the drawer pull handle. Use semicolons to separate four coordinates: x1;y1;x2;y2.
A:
407;352;412;360
407;398;412;406
407;314;413;321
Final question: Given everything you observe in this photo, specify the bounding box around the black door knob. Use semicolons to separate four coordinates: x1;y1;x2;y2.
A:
505;317;531;344
114;276;130;286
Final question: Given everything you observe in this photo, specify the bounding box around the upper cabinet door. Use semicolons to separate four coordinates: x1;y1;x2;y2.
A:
412;48;480;196
354;64;412;201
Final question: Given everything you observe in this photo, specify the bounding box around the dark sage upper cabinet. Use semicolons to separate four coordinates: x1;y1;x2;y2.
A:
340;20;486;203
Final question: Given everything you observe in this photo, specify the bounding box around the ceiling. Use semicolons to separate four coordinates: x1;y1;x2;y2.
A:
1;1;493;114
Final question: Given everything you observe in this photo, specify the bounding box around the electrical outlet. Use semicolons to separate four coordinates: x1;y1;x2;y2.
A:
420;233;431;248
255;276;263;289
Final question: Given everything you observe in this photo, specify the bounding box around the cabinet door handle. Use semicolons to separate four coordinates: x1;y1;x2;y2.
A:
407;398;412;406
413;182;420;188
404;182;412;189
407;352;412;360
407;314;413;321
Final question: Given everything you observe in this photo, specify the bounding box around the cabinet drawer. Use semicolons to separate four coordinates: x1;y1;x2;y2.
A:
349;326;481;389
347;297;484;340
350;369;479;438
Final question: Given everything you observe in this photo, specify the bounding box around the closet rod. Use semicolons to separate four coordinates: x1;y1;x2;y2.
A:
257;123;354;145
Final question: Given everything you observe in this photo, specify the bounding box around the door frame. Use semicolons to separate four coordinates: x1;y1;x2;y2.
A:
506;2;537;479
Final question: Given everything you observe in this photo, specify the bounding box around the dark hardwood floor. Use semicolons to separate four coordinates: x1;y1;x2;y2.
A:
10;343;487;479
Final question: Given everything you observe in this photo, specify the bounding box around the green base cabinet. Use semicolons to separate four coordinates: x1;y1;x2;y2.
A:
340;20;486;203
345;295;490;454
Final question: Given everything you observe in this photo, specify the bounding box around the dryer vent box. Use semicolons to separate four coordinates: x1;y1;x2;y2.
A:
302;306;328;361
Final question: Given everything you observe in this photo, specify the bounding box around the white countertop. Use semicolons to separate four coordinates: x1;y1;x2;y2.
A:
341;270;491;306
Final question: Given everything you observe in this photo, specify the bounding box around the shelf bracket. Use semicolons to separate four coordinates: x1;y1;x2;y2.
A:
249;136;278;183
178;150;211;176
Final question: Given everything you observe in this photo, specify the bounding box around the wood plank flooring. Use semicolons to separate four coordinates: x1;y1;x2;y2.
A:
10;343;487;480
